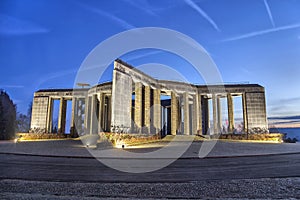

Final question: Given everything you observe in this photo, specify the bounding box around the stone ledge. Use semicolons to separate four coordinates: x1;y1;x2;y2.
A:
218;133;284;142
17;133;67;140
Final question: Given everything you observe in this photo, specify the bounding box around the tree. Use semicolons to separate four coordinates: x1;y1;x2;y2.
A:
16;102;32;133
27;101;32;126
0;90;16;140
16;113;30;133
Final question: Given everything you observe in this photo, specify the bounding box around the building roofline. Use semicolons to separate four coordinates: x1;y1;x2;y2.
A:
115;59;157;81
36;88;88;93
196;84;264;88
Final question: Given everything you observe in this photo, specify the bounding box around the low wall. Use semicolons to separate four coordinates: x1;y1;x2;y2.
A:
17;133;67;140
100;132;160;146
218;133;284;142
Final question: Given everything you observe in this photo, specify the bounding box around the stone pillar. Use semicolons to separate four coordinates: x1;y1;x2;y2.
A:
183;92;190;135
144;86;151;134
204;97;210;135
217;96;222;131
171;92;179;135
89;95;98;134
196;94;202;135
227;93;234;133
58;97;67;134
98;93;103;132
192;95;197;135
212;94;218;135
46;97;53;133
70;97;76;135
76;98;85;135
161;107;165;135
84;96;90;134
107;95;112;132
134;82;143;132
153;89;161;134
242;93;248;133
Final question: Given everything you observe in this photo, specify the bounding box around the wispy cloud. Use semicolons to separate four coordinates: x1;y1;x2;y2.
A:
122;0;158;17
35;69;76;87
276;96;300;104
223;23;300;42
184;0;220;32
0;14;49;36
263;0;275;27
78;3;136;30
125;50;162;61
268;96;300;117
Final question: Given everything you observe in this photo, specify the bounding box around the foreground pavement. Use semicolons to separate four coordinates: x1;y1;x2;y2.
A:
0;138;300;158
1;139;300;199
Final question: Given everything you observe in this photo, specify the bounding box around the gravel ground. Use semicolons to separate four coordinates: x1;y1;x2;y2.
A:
1;178;300;199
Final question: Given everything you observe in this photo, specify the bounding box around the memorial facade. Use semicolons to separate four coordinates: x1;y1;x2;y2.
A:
30;59;268;136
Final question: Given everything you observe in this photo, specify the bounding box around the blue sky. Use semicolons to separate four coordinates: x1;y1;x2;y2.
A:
0;0;300;117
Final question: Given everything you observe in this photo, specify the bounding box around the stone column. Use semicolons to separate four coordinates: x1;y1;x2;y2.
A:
107;95;112;132
46;97;53;133
196;94;202;135
89;95;98;134
70;97;76;135
217;96;222;132
171;92;179;135
242;93;248;133
162;107;165;136
212;94;218;135
153;89;161;134
98;93;103;132
184;92;190;135
58;97;67;134
192;95;197;135
134;82;143;132
84;96;90;134
76;98;85;135
205;97;210;134
144;86;151;134
227;93;234;133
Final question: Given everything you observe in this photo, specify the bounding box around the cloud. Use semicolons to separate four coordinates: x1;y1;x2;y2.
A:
263;0;275;27
0;14;49;36
268;96;300;116
124;50;162;61
278;97;300;104
222;23;300;42
184;0;220;32
78;3;136;30
122;0;158;17
35;69;76;87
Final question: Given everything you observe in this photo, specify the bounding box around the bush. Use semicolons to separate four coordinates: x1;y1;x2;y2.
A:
284;137;298;143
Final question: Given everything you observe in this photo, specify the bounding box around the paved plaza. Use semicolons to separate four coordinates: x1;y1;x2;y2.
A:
1;139;300;199
0;137;300;158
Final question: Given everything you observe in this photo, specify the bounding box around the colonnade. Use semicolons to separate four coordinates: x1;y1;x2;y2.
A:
128;82;246;135
30;60;267;135
39;90;247;136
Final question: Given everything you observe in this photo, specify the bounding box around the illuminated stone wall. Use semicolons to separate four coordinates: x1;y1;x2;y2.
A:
30;59;268;135
30;96;49;132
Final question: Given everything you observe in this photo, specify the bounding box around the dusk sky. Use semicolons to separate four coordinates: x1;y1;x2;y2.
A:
1;0;300;117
